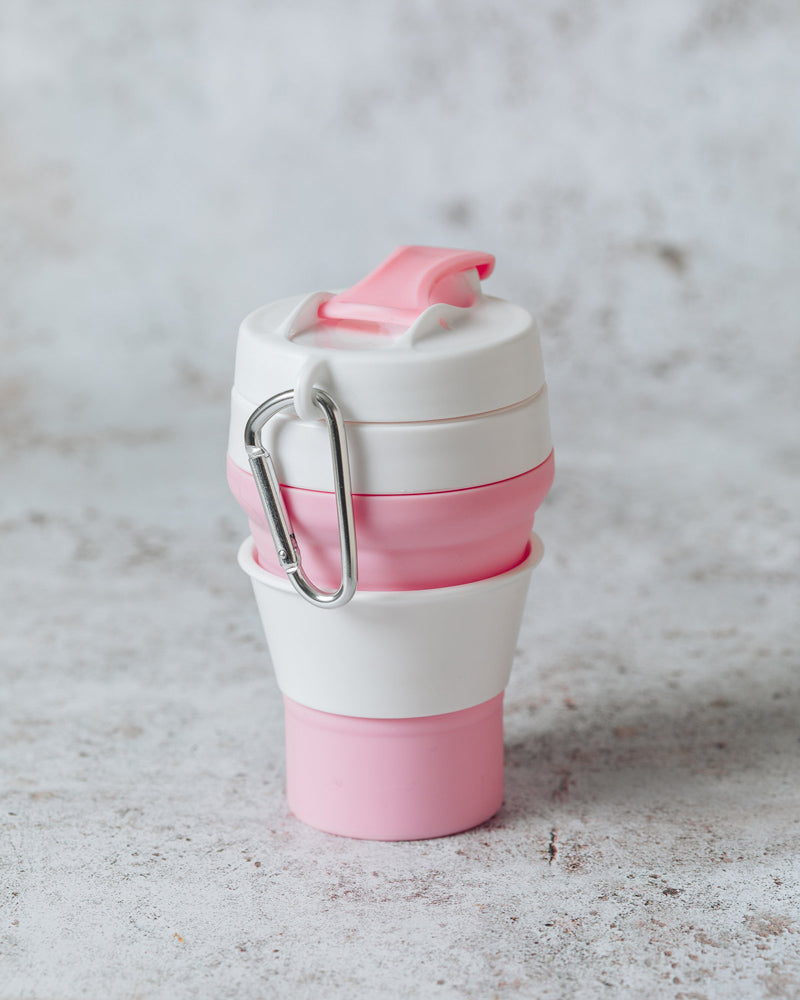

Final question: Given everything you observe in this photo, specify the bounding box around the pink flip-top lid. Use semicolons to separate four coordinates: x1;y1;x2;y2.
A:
318;245;495;328
233;245;545;422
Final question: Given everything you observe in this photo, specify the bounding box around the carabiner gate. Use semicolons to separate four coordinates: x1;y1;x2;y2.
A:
244;388;358;609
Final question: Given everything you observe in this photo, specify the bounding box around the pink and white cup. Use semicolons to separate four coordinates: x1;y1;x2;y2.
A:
228;246;554;840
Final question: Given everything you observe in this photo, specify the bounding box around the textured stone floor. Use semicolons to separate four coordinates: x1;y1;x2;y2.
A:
2;2;799;998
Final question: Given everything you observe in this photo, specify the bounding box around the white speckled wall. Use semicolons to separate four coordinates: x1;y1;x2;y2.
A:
2;2;799;997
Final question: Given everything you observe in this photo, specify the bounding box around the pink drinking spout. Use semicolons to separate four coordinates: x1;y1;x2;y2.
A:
317;245;496;329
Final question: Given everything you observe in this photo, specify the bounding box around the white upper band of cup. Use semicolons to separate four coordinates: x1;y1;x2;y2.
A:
238;534;543;719
228;384;552;494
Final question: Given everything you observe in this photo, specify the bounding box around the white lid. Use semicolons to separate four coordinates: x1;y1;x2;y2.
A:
232;246;545;423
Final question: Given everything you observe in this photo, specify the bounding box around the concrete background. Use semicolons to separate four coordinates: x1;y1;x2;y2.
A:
1;1;799;997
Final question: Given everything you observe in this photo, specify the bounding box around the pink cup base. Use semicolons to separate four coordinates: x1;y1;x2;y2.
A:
283;694;505;841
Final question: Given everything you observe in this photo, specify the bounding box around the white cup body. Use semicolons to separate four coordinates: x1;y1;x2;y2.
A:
238;534;543;719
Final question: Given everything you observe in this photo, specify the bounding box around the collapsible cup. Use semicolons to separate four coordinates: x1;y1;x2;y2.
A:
228;246;554;839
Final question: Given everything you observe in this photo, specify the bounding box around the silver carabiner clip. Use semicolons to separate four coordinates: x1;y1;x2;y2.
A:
244;388;358;609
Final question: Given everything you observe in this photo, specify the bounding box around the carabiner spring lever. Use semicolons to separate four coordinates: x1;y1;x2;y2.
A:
244;388;358;609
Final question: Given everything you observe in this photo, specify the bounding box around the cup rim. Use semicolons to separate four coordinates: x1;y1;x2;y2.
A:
237;532;543;603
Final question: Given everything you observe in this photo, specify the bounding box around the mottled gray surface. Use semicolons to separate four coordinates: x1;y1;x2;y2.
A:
2;2;800;998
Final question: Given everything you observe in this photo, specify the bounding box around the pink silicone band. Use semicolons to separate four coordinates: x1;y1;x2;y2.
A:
227;451;554;591
284;694;504;841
